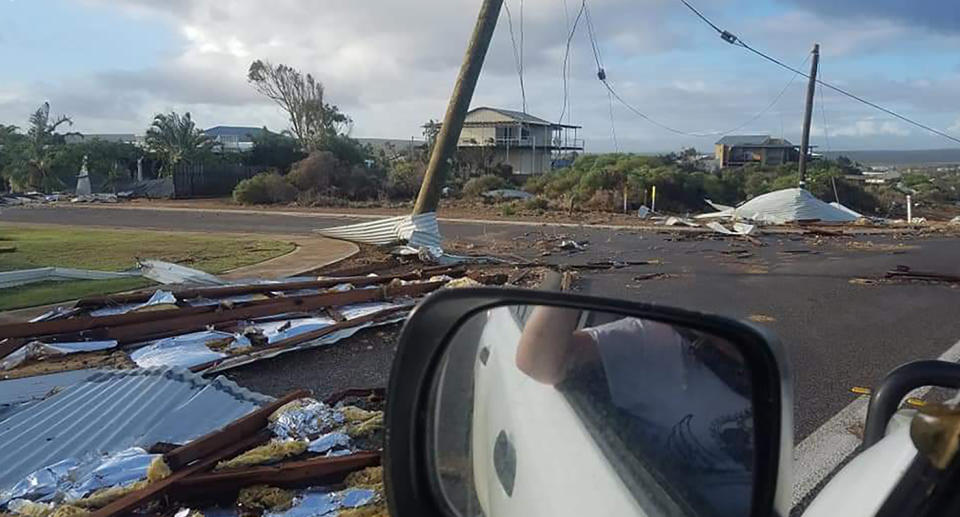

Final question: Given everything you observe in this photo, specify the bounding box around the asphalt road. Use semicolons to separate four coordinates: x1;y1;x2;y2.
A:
4;204;960;440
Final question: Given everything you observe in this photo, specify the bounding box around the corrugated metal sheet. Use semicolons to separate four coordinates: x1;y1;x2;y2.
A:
0;368;272;491
0;267;139;289
315;212;440;246
733;188;859;224
138;260;226;286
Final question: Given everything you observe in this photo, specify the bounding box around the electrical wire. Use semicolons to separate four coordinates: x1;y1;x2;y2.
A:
580;2;808;138
818;65;832;153
503;1;527;113
675;0;960;146
607;88;619;151
558;0;587;125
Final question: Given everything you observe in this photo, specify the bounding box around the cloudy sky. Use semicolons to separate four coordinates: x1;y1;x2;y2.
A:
2;0;959;152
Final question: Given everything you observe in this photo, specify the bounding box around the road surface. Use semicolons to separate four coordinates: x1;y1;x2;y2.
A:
3;204;960;440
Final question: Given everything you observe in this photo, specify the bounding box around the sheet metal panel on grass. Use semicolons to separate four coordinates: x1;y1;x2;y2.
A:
0;368;272;492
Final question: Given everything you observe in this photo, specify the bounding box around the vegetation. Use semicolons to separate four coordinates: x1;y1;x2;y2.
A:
248;60;350;151
233;171;298;204
0;225;294;309
463;174;510;198
144;111;212;174
524;153;899;215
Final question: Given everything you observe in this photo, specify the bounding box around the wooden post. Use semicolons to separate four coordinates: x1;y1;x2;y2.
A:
412;0;504;214
798;43;820;188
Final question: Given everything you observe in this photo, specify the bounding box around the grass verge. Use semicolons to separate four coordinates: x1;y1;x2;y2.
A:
0;225;296;310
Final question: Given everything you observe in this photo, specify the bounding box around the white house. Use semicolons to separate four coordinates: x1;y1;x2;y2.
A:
449;107;583;175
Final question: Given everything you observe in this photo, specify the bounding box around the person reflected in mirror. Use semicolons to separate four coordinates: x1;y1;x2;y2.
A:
516;306;753;517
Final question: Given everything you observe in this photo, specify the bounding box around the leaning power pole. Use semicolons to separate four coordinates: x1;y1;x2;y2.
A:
412;0;504;215
798;43;820;188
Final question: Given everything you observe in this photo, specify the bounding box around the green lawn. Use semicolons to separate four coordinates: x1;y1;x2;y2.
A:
0;225;296;310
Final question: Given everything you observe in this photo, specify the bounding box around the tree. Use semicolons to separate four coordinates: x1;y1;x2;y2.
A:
22;102;73;191
247;60;350;151
144;112;212;174
246;128;306;172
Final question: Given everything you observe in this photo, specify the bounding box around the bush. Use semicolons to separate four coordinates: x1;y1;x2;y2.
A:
387;161;425;200
286;151;341;192
523;196;549;211
500;202;517;216
232;172;297;205
462;174;509;198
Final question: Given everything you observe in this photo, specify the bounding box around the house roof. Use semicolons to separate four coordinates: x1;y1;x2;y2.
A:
204;126;267;140
0;368;271;492
465;107;557;126
716;135;795;147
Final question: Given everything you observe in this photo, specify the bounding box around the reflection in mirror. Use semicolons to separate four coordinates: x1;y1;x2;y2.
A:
430;305;755;517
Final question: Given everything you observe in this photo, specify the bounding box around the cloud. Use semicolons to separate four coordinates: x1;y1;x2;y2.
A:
781;1;960;34
822;118;910;138
0;0;957;152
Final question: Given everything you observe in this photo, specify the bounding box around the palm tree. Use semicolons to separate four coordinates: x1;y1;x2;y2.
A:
25;102;72;191
144;112;212;174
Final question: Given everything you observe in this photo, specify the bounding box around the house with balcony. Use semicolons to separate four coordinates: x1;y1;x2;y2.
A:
448;107;583;175
714;135;803;167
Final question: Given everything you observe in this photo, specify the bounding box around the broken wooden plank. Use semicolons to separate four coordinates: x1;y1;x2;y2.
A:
323;387;386;406
2;280;443;344
74;267;466;308
164;389;310;470
169;452;381;498
190;306;410;373
88;429;271;517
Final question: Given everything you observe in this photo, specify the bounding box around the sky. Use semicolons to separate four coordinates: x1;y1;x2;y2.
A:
1;0;959;153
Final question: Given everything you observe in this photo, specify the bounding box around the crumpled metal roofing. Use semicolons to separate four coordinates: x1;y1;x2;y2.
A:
315;212;441;248
0;267;139;289
733;188;860;224
0;368;272;492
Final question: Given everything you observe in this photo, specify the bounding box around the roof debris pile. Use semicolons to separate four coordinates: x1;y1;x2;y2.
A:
0;377;389;517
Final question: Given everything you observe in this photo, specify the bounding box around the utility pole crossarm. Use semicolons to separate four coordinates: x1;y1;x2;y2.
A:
412;0;504;215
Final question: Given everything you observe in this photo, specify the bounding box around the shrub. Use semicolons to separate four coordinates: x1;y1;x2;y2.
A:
500;203;517;216
232;172;297;205
387;161;425;200
286;151;340;192
523;196;549;211
462;174;509;198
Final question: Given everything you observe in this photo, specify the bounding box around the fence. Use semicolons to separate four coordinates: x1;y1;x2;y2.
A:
172;163;262;198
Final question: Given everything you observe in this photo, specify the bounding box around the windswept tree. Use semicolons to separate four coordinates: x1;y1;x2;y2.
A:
22;102;73;191
144;111;212;174
247;60;350;152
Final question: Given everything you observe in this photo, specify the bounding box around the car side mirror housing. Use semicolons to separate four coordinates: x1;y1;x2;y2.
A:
384;287;793;517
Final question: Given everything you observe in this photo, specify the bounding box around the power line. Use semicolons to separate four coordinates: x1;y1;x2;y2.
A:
606;88;619;151
676;0;960;146
580;2;807;138
819;65;832;153
558;0;586;125
503;1;527;113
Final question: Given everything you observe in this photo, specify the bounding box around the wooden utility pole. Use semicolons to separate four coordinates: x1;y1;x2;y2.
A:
412;0;504;214
798;43;820;188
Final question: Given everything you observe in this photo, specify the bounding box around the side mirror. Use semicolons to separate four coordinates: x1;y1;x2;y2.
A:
384;288;793;517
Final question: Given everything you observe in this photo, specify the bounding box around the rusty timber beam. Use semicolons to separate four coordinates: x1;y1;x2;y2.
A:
0;280;444;343
74;266;466;308
190;306;410;373
164;389;310;470
169;452;381;498
88;429;271;517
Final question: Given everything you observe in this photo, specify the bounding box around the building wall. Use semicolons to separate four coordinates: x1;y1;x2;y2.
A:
492;148;552;175
460;126;496;145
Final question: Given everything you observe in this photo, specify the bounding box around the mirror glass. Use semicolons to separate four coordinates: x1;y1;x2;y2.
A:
430;305;755;517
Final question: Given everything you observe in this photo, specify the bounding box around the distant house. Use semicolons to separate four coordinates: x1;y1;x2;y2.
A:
204;126;267;152
435;107;583;175
714;135;802;167
64;133;144;146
